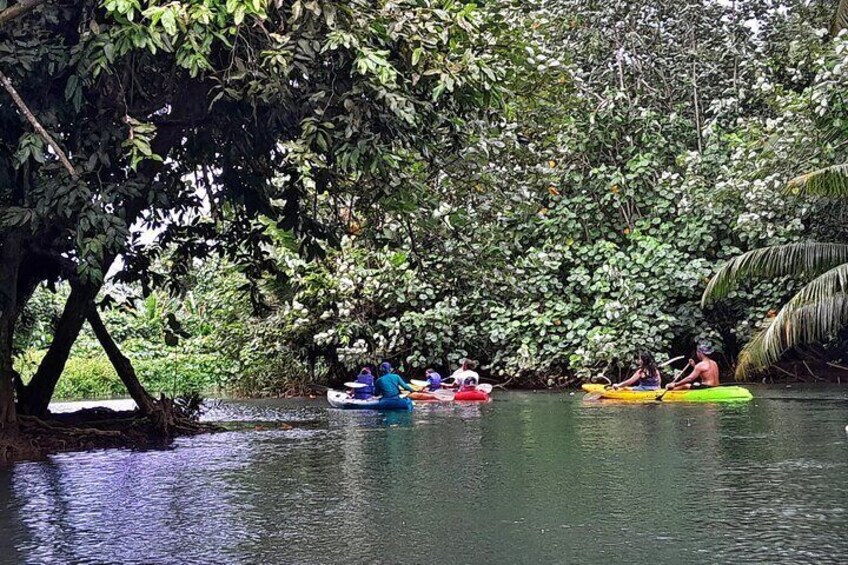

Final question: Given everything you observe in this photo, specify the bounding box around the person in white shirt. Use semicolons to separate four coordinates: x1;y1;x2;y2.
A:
450;358;480;391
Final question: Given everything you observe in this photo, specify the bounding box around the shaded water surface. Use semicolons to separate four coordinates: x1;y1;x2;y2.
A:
1;387;847;564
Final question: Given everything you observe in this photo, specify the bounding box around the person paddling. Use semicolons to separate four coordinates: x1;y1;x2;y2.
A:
613;351;661;391
666;343;720;390
351;367;375;400
450;358;480;391
375;362;415;398
424;368;442;392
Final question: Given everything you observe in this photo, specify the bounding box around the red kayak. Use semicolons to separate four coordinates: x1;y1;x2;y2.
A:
406;388;491;402
454;390;490;401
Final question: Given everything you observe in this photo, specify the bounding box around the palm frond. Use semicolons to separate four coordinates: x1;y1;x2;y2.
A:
786;164;848;197
832;0;848;37
702;242;848;306
735;264;848;378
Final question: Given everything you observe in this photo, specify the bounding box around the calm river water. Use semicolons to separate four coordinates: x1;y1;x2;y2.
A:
1;387;847;564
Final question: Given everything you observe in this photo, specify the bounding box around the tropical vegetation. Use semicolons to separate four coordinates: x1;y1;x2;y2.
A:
4;0;848;422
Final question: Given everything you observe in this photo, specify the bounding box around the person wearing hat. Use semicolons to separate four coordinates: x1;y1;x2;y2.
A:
424;368;442;392
374;362;415;398
666;343;720;390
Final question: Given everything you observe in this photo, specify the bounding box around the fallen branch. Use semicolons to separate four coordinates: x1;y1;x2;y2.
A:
772;365;797;379
801;361;824;381
19;414;122;437
0;68;78;178
826;362;848;373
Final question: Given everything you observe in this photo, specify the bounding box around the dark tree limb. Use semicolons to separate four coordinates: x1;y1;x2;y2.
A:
0;69;78;178
0;0;49;26
19;282;98;416
17;83;206;416
86;304;157;415
0;231;23;430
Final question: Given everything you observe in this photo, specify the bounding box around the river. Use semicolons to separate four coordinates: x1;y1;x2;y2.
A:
1;386;847;564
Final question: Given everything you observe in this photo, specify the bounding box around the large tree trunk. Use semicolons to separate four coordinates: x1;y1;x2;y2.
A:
0;231;23;430
86;305;157;415
18;283;100;416
14;91;197;418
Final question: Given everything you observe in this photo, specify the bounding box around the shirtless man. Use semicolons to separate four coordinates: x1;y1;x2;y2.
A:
666;344;719;390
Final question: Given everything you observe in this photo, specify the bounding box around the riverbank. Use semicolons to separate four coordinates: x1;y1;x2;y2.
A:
0;400;222;465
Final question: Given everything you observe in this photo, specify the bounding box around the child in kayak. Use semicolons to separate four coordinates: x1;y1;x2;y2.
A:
424;368;442;392
375;362;415;398
351;367;375;400
613;352;661;391
450;358;480;391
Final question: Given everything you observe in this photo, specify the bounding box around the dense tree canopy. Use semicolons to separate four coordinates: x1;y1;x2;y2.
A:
196;0;848;386
0;0;522;429
4;0;848;437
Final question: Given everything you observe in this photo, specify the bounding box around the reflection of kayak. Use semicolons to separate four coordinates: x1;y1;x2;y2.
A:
408;391;451;401
581;384;753;402
326;390;413;411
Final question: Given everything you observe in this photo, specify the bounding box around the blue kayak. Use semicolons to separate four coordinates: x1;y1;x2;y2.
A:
326;390;413;411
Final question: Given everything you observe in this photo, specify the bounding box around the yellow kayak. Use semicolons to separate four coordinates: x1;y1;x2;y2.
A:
581;383;753;403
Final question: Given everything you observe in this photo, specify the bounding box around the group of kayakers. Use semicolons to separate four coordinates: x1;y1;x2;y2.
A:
343;345;717;399
347;358;481;400
612;343;720;391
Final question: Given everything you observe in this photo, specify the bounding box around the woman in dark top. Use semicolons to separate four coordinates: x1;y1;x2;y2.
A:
613;352;661;391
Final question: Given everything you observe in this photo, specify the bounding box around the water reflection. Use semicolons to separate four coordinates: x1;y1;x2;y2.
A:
0;389;846;564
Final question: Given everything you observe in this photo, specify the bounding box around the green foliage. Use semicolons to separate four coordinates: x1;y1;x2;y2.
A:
7;0;848;397
701;20;848;377
203;0;848;386
2;0;521;410
17;349;229;400
703;243;848;305
734;264;848;378
787;165;848;198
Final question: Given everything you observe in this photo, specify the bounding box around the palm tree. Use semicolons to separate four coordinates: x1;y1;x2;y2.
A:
702;164;848;378
833;0;848;37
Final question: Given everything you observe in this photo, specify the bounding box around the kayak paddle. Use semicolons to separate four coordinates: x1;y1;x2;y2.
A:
659;355;685;368
585;355;686;400
655;365;691;401
344;382;367;389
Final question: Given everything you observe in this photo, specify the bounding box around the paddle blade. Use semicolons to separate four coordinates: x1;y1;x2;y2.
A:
344;382;367;389
477;383;493;394
658;355;684;368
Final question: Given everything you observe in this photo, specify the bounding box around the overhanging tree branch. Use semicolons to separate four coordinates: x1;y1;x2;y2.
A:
0;0;50;26
0;68;78;178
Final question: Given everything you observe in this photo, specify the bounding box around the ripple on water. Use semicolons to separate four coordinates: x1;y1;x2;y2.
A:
0;391;846;564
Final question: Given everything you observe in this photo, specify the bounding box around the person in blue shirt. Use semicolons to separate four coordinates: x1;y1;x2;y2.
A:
352;367;375;400
424;368;442;392
375;362;415;398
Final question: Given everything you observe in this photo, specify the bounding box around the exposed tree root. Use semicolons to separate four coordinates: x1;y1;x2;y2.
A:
0;406;223;465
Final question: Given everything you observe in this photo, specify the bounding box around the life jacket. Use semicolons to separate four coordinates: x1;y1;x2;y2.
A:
354;373;375;399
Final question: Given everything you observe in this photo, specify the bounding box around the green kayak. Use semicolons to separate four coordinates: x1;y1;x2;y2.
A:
582;384;753;402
